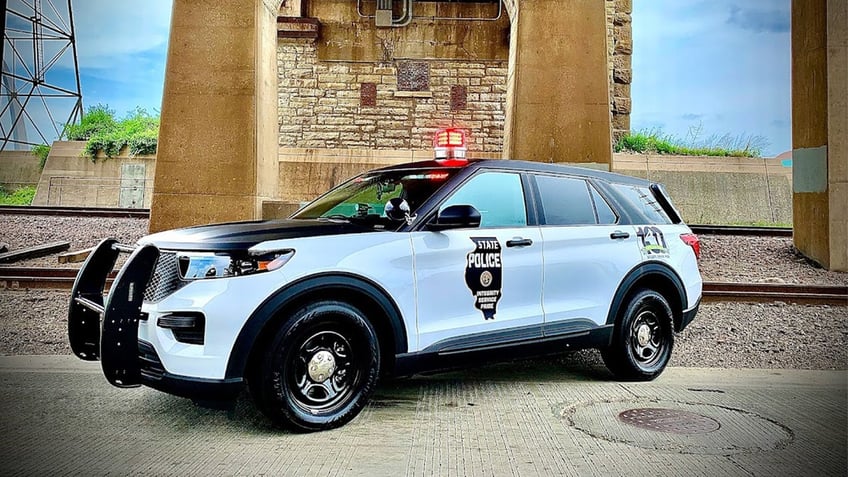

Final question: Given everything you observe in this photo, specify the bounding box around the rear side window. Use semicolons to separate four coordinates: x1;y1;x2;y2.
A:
535;175;596;226
618;185;671;224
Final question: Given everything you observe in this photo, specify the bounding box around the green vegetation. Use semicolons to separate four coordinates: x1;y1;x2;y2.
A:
615;127;768;158
0;185;36;205
64;104;159;160
30;144;51;170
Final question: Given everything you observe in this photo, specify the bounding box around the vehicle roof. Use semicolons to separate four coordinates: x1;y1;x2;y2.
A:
374;159;653;187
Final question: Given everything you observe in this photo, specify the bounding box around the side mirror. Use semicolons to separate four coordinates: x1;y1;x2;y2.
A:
385;198;411;222
427;205;481;231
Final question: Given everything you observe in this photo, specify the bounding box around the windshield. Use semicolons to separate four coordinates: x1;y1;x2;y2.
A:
292;167;461;223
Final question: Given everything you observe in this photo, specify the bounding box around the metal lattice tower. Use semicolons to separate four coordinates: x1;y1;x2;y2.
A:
1;0;82;150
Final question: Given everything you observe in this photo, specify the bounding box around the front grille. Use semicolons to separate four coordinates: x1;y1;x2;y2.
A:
138;341;165;381
143;252;185;303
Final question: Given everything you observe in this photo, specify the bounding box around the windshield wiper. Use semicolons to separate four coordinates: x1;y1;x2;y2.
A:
322;214;351;221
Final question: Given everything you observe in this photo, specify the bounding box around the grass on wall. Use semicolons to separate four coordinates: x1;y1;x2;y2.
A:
615;126;768;158
64;104;159;160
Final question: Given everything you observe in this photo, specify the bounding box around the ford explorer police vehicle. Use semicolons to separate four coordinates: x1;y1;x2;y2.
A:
68;129;702;431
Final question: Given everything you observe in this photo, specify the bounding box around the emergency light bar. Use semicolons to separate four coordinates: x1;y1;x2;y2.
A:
434;128;467;160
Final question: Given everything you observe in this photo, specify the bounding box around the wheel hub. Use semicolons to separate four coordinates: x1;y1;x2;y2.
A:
636;324;652;347
307;350;336;382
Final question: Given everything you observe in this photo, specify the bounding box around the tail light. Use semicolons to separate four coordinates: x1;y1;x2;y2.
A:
680;233;700;260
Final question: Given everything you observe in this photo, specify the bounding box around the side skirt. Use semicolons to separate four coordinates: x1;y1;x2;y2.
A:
393;325;613;377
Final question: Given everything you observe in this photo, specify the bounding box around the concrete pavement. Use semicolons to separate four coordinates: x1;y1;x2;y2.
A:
0;356;844;476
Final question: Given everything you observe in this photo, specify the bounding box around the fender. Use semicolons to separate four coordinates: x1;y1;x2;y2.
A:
224;273;408;379
605;261;688;329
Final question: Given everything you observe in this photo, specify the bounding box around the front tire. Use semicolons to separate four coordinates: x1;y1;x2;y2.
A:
254;301;380;432
601;289;674;381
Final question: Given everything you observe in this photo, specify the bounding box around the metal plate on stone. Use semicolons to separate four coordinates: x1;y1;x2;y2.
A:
397;62;430;91
618;408;720;434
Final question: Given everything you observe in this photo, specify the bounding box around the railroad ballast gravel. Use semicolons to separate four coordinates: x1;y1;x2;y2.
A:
0;213;846;369
0;290;845;369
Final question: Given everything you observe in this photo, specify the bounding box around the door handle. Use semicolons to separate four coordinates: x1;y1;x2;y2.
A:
610;231;630;240
506;238;533;248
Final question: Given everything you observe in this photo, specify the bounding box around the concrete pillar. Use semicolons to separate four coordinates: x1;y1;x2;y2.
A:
503;0;612;167
791;0;847;271
149;0;280;233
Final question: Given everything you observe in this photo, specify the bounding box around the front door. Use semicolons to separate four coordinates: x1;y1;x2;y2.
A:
411;171;544;352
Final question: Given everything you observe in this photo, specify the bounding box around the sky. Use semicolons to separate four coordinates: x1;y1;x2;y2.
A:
4;0;792;157
632;0;791;156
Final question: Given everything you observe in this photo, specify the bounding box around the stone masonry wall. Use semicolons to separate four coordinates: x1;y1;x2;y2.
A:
278;3;630;151
607;0;633;142
278;40;507;152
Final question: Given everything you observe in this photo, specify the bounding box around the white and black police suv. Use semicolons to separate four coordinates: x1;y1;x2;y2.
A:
68;130;702;431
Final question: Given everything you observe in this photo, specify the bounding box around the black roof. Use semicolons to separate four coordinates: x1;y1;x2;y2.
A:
375;159;652;187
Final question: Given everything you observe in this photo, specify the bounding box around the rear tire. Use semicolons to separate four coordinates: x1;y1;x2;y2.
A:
253;301;380;432
601;289;674;381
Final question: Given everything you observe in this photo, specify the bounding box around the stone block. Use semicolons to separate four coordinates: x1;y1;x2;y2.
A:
614;12;631;26
613;97;632;114
613;68;632;84
615;37;633;55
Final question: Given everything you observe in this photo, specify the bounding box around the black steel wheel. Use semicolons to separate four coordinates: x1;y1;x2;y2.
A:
601;289;674;380
254;301;380;432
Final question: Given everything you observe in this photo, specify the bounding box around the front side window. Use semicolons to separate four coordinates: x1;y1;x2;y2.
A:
535;175;596;226
440;172;527;228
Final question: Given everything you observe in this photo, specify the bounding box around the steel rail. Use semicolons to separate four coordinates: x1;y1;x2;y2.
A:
690;224;793;237
0;267;115;290
2;268;845;306
0;205;149;218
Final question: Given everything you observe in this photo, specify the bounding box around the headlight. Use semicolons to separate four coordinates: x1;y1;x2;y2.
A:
177;250;294;280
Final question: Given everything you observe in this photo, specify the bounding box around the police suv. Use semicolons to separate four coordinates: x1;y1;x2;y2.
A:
68;131;702;431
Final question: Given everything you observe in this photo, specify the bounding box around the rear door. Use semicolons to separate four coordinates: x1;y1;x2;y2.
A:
533;174;642;332
411;171;544;352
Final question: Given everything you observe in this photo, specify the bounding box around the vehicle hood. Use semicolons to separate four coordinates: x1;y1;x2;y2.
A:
139;219;376;252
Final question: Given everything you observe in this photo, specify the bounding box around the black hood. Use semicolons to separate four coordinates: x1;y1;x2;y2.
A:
140;219;376;252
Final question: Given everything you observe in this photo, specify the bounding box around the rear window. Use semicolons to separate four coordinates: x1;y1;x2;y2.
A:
618;185;672;224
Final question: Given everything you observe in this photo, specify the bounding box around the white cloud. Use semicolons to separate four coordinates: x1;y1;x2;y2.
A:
73;0;172;68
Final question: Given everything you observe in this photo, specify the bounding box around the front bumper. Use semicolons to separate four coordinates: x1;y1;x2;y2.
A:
138;340;242;400
68;239;158;387
68;238;281;392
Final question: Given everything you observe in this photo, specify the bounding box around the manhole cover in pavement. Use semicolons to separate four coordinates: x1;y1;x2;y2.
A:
618;408;721;434
563;399;793;455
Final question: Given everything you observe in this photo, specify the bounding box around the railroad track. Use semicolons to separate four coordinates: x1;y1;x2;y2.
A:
701;282;847;305
689;224;793;237
1;267;845;305
0;207;799;238
0;205;149;218
0;267;115;289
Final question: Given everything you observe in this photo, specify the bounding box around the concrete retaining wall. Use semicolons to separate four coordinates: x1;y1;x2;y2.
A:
17;142;792;225
0;151;42;189
32;141;156;208
613;154;793;225
270;148;793;225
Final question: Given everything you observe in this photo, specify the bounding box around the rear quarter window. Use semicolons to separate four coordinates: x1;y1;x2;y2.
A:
617;185;672;224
